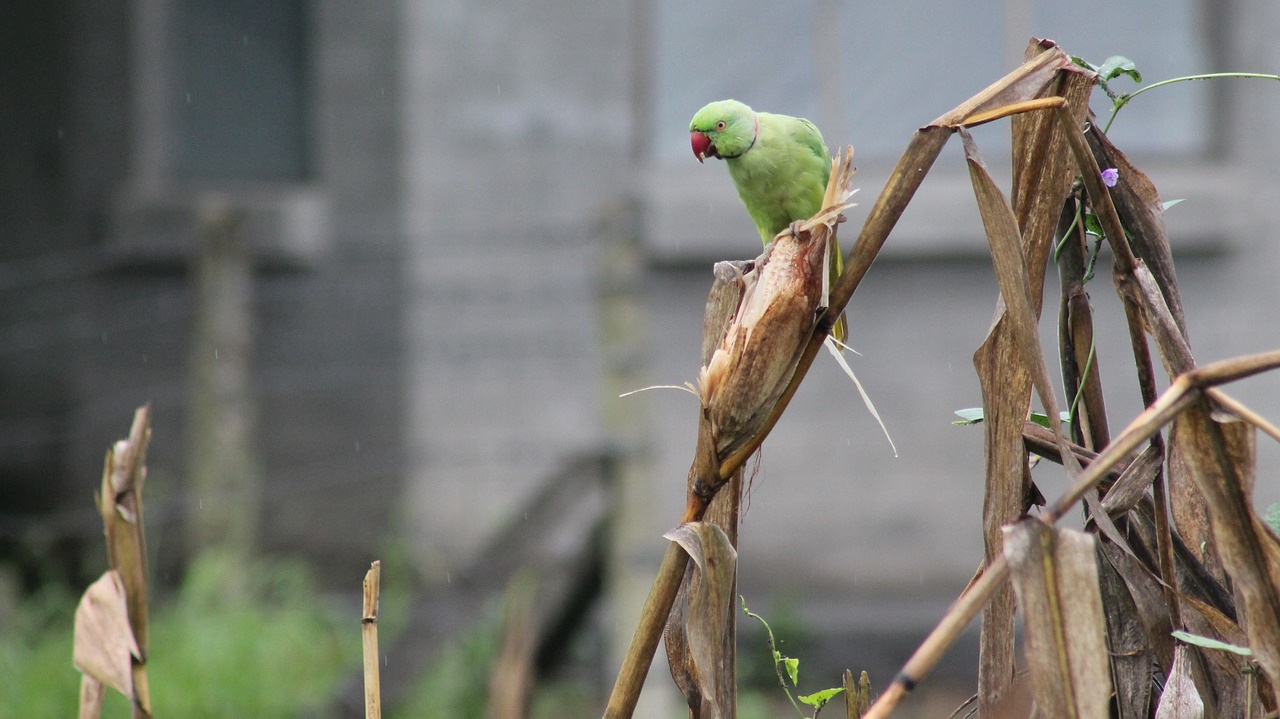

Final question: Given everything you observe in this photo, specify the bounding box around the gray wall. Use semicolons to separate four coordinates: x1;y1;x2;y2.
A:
398;0;629;571
0;0;406;585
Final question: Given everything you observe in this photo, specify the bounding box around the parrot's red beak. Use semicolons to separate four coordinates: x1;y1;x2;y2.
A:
690;132;715;163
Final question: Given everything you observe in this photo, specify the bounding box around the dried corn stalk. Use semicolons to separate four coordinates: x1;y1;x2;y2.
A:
75;406;153;719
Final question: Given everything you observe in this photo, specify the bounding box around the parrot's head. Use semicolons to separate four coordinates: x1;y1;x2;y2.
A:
689;100;758;163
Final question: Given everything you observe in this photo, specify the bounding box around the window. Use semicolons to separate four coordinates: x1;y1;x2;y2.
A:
644;0;1218;258
652;0;1209;162
168;0;310;181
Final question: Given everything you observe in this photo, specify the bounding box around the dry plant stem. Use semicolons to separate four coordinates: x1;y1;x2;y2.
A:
602;121;951;719
862;555;1013;719
1062;107;1208;663
927;43;1070;127
362;561;382;719
960;96;1066;128
604;42;1113;719
105;406;153;719
602;542;691;719
1056;196;1110;450
966;54;1095;711
1209;389;1280;444
1055;105;1138;272
864;350;1280;718
962;128;1079;469
76;406;154;719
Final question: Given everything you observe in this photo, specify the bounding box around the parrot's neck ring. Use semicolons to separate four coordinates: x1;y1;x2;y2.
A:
719;113;759;159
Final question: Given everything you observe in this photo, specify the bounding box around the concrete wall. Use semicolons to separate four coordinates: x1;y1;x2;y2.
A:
0;0;407;585
398;0;630;572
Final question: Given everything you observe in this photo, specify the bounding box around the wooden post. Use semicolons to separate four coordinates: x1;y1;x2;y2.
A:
187;196;261;575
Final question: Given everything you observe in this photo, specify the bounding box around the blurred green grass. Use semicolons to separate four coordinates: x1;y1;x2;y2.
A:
0;551;355;719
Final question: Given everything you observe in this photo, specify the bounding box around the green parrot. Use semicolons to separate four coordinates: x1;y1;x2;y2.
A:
689;99;846;343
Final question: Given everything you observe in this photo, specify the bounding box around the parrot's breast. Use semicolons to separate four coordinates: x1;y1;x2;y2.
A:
727;140;828;242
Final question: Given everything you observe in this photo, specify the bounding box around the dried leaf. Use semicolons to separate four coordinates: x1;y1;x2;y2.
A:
1097;540;1174;671
968;123;1047;710
100;406;152;656
667;465;741;716
1154;646;1205;719
79;674;105;719
1095;546;1155;718
1099;443;1162;515
1180;594;1248;652
1169;419;1220;578
73;570;139;699
1176;592;1253;715
1176;402;1280;685
960;56;1097;714
1003;520;1111;719
664;522;738;719
1131;262;1195;379
967;112;1069;710
1084;122;1186;336
964;129;1068;444
662;563;699;713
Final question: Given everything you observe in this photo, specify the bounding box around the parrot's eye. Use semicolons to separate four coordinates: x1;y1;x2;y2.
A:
715;120;727;131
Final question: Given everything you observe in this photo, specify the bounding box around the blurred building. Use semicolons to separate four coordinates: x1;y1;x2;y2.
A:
3;0;1279;709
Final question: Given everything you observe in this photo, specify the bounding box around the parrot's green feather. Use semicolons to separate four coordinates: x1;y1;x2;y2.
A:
730;111;831;245
690;99;846;342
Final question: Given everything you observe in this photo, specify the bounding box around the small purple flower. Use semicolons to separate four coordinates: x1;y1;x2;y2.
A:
1101;168;1119;187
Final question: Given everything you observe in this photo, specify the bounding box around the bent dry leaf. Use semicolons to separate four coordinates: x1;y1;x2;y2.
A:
664;522;738;719
1095;545;1156;717
823;338;897;456
1082;116;1187;335
73;570;141;699
1154;646;1205;719
1175;402;1280;684
81;405;153;719
965;70;1090;708
1003;520;1111;719
963;128;1072;453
